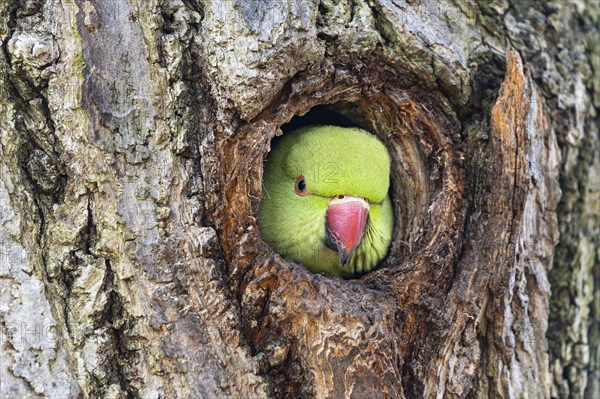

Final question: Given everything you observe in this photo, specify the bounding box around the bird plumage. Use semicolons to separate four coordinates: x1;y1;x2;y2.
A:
259;125;393;278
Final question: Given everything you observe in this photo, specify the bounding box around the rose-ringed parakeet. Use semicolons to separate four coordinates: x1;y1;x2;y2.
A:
259;125;393;278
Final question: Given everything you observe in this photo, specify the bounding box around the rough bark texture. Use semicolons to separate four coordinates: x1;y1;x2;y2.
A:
0;1;598;398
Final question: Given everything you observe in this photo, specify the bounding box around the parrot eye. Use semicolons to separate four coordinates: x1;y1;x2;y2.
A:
294;176;307;195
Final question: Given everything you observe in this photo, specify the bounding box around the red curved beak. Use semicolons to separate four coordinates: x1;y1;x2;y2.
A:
326;196;370;265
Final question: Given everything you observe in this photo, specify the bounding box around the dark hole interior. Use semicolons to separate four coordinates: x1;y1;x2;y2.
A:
280;105;357;133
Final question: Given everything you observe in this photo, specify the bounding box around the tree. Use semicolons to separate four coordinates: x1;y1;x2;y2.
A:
1;0;598;398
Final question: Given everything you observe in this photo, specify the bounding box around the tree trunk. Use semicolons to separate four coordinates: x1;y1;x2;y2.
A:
1;1;598;398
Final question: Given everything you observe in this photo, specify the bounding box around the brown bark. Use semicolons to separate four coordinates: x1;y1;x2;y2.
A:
0;1;598;398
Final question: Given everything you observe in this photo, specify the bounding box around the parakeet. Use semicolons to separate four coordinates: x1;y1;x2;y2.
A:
259;125;393;278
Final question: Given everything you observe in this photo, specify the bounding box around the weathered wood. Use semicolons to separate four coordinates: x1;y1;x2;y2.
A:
0;0;597;398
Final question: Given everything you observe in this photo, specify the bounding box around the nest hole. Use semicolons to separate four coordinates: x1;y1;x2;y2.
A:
218;66;462;284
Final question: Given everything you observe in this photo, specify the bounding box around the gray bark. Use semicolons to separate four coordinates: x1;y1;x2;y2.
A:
0;0;598;398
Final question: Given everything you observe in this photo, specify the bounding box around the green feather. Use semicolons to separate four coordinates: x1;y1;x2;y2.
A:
259;125;393;278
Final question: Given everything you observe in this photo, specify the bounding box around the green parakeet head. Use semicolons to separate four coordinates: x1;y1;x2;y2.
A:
259;125;394;278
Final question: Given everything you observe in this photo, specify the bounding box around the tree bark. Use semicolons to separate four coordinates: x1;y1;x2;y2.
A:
0;1;598;398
